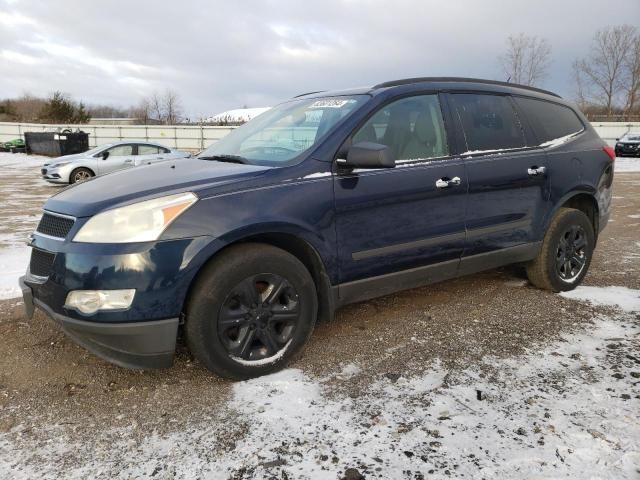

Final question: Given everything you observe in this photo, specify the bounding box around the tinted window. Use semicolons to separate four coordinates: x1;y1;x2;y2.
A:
353;95;448;161
106;145;133;156
450;94;526;152
138;145;161;155
514;97;584;144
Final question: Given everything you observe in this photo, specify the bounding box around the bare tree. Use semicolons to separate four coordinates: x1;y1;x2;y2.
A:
622;33;640;115
130;97;152;124
572;61;591;111
12;93;47;122
499;33;552;86
137;89;183;124
162;89;182;124
149;92;163;123
574;25;636;115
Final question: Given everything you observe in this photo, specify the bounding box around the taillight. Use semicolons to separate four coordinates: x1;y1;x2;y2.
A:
603;146;616;161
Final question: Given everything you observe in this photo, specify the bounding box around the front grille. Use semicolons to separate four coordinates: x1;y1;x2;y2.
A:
36;212;75;239
29;249;55;277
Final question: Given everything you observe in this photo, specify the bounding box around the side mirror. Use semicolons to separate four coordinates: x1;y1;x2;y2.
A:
342;142;395;169
102;151;110;160
615;138;619;141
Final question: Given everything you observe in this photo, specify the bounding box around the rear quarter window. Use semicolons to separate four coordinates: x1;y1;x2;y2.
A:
514;97;584;145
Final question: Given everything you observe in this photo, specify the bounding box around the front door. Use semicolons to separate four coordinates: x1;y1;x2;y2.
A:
333;94;468;298
446;93;550;258
98;144;135;175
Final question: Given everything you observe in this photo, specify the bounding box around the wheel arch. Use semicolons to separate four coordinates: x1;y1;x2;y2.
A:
69;165;96;183
547;190;600;244
183;229;336;324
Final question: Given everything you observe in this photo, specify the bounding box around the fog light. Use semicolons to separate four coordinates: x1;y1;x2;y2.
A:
64;289;135;315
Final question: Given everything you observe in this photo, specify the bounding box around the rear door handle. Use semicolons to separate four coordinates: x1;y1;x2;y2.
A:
124;159;134;164
527;166;546;176
435;176;462;189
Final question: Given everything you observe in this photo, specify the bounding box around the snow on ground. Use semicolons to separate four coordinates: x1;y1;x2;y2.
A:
561;286;640;312
0;152;53;299
1;288;638;479
615;157;640;172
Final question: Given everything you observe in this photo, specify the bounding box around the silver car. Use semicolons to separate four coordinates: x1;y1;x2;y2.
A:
41;141;192;184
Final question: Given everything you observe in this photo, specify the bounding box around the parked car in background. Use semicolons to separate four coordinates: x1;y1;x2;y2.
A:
614;132;640;157
0;138;26;153
21;77;614;379
41;141;191;184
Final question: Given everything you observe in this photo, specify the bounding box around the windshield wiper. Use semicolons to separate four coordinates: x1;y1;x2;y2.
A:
198;154;249;164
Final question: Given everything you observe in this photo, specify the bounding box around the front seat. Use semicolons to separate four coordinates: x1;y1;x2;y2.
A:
401;112;437;160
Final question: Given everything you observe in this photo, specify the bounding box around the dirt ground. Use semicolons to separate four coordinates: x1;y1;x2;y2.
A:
0;162;638;479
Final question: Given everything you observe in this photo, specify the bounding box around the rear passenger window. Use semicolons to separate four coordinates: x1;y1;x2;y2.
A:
514;97;584;145
352;95;449;161
450;94;526;152
138;145;161;155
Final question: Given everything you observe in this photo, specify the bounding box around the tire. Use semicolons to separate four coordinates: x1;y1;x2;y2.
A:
70;167;94;184
185;243;318;379
526;207;595;292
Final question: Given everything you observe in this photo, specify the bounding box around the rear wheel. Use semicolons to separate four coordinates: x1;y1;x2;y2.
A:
185;243;318;379
70;167;94;184
526;207;594;292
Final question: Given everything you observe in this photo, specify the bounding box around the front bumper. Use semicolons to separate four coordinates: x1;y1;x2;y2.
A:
41;165;71;183
20;276;179;369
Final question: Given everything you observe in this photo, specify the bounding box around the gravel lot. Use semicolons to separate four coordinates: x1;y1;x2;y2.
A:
0;153;638;479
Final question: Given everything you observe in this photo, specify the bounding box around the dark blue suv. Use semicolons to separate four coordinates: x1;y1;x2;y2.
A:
20;78;615;379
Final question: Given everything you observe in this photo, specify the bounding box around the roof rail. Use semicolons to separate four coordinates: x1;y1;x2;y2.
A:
372;77;561;98
293;90;326;98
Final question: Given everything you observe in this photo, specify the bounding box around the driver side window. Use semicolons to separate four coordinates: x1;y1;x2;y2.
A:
352;95;449;162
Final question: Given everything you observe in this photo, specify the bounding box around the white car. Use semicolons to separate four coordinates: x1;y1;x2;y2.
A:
41;141;192;184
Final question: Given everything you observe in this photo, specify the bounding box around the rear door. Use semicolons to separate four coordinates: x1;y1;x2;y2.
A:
447;93;551;259
333;93;468;290
135;144;169;166
97;144;135;174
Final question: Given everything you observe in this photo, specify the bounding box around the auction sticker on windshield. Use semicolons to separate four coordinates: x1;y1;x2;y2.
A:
309;99;353;108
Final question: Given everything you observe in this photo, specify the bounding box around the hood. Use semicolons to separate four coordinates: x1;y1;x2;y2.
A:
43;153;88;165
44;158;271;217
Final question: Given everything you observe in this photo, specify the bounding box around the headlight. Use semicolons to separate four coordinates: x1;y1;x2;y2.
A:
73;192;197;243
51;161;71;168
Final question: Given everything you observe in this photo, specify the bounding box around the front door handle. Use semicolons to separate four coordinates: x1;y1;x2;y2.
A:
435;176;462;189
124;159;134;164
527;166;546;176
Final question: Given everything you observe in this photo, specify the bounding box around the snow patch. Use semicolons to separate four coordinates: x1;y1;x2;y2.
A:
560;286;640;312
539;132;580;148
0;247;30;300
615;158;640;173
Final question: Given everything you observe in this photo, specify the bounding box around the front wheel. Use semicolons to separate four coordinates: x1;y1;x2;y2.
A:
185;243;318;379
526;207;595;292
70;167;94;184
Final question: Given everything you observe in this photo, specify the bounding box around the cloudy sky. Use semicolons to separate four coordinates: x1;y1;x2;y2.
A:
1;0;639;118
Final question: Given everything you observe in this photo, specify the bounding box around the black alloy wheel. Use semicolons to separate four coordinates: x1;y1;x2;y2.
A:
185;243;317;379
555;225;588;282
218;273;300;363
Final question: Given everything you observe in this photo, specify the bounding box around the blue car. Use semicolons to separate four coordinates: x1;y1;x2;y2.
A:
20;77;615;379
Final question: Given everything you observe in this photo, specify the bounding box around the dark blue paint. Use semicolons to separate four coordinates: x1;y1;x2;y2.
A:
25;79;614;327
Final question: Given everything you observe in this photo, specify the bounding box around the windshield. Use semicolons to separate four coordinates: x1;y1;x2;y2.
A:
198;95;367;165
623;134;640;141
86;144;113;155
